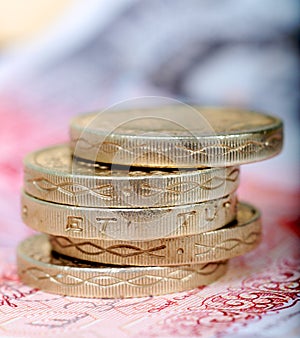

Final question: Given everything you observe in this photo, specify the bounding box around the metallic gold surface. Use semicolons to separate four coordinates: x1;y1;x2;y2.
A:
70;106;283;167
17;234;227;298
24;144;239;207
21;191;237;240
50;202;261;266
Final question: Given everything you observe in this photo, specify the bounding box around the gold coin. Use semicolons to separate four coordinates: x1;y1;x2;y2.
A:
70;106;283;168
21;191;237;240
49;202;261;266
17;234;227;298
24;144;239;208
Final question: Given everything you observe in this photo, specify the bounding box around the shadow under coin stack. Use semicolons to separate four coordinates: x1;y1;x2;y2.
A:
18;106;283;298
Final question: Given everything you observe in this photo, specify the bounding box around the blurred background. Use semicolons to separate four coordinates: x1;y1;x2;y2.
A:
0;0;299;245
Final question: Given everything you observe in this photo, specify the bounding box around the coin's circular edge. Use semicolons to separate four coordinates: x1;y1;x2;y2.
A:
17;234;227;298
49;202;262;266
21;191;238;239
24;144;240;207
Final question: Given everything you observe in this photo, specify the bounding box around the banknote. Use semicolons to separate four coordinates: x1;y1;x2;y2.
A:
0;109;299;337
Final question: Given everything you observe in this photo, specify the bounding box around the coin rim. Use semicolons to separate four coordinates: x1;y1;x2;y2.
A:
24;144;240;207
21;190;238;239
17;234;228;298
48;202;262;266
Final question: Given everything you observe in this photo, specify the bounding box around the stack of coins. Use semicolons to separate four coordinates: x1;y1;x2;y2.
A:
17;106;283;298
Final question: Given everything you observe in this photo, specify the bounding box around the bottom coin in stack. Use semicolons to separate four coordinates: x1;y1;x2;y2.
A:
17;234;227;298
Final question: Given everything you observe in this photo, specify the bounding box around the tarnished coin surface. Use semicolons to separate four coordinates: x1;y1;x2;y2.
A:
21;191;237;240
50;202;261;266
17;234;227;298
70;106;283;167
24;144;239;208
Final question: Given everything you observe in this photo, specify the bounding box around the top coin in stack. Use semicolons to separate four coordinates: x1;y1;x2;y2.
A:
24;144;239;208
70;105;283;168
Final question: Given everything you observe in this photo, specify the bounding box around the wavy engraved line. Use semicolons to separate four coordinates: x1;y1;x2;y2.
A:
22;263;225;287
173;135;282;158
24;267;169;287
26;178;224;196
168;261;227;281
26;169;239;199
28;179;115;200
50;236;166;258
194;231;261;256
71;135;272;152
71;132;282;157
